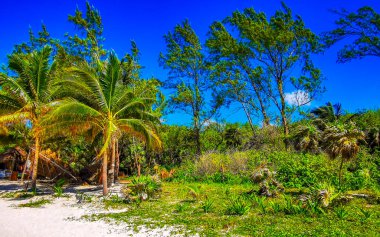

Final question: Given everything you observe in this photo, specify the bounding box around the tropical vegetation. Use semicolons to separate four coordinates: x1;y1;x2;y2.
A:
0;2;379;236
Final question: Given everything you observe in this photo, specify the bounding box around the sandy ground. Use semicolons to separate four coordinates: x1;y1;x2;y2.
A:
0;180;180;237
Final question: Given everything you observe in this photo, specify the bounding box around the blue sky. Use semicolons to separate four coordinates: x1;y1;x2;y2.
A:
0;0;379;125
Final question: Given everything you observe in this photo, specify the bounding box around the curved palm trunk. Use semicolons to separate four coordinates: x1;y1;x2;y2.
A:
31;136;40;190
102;150;108;196
114;141;120;182
110;136;116;185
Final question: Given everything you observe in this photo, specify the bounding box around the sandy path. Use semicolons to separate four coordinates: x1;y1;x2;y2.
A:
0;187;179;237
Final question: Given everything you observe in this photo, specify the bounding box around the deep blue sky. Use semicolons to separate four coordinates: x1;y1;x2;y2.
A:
0;0;379;125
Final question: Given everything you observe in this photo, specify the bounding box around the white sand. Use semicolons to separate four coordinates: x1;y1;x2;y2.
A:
0;182;181;237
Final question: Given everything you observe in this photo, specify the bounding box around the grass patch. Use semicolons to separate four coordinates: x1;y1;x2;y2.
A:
0;191;35;199
84;182;380;236
18;199;51;208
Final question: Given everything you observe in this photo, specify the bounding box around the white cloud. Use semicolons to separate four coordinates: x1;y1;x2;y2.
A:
284;90;311;106
203;119;217;127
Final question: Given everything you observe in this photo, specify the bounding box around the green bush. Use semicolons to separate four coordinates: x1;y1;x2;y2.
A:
225;195;250;215
170;150;379;191
122;175;162;202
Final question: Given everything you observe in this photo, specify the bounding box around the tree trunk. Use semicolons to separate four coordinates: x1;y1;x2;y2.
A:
110;136;116;185
20;151;29;183
277;79;290;150
102;150;108;196
31;136;40;190
137;160;141;177
114;140;120;182
282;114;290;150
339;158;344;188
195;127;201;157
240;101;255;132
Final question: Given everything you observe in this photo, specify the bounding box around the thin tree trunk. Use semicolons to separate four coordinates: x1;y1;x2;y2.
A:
31;136;40;190
102;150;108;196
277;79;290;150
241;101;255;132
137;160;141;177
20;151;29;183
110;136;116;185
114;140;120;182
194;127;201;157
339;158;344;188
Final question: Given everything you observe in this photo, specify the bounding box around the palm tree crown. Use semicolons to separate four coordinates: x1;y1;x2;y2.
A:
44;52;161;195
0;46;57;189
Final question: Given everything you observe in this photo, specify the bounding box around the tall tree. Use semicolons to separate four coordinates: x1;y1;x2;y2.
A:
64;1;106;63
44;52;161;195
206;21;271;129
159;20;222;156
0;46;58;189
224;4;324;148
323;6;380;63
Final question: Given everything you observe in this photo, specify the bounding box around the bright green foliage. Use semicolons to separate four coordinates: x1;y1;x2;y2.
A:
88;182;380;236
18;199;51;208
65;1;106;63
225;195;250;215
0;46;59;189
53;178;65;197
122;175;162;201
13;24;56;54
207;4;324;148
323;6;380;62
43;52;161;195
207;17;270;128
159;20;222;156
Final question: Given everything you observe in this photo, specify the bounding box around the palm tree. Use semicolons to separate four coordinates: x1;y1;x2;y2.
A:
44;52;161;195
322;122;365;187
293;123;320;153
0;46;57;189
366;127;380;152
311;102;343;129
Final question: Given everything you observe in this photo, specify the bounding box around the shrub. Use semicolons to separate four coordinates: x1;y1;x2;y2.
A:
122;175;162;202
225;196;250;215
200;198;214;213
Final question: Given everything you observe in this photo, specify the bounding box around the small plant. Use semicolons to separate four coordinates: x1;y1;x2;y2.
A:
200;198;214;213
357;207;372;222
75;192;93;203
103;194;127;208
225;196;250;216
253;195;267;214
284;197;303;215
314;182;340;207
18;199;51;208
124;175;162;202
269;201;282;214
335;206;349;220
175;203;189;212
175;202;190;213
31;187;37;196
53;179;65;197
186;184;203;201
306;200;325;216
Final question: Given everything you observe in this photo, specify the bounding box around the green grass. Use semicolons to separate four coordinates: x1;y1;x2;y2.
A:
0;191;35;199
18;199;51;208
85;182;380;236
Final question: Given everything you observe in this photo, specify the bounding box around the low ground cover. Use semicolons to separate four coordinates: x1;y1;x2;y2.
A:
89;182;380;236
